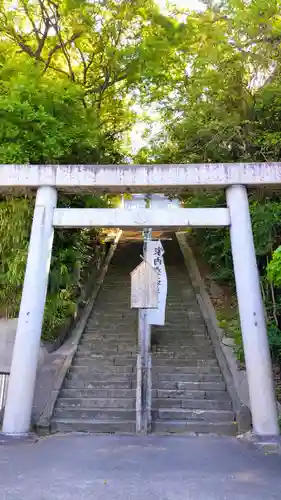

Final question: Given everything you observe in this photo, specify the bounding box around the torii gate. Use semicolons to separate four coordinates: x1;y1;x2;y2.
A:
0;163;280;440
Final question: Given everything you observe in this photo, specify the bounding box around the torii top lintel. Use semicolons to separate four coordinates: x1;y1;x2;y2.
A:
1;163;281;194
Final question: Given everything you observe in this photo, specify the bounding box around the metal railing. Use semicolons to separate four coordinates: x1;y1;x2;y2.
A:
0;374;9;411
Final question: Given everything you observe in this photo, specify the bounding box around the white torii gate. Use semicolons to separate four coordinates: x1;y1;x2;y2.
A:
0;163;280;440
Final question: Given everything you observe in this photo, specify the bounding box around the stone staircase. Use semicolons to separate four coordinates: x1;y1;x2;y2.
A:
51;237;140;433
51;233;236;435
151;239;235;435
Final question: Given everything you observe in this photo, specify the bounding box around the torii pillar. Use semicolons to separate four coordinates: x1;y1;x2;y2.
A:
227;185;279;438
2;186;57;435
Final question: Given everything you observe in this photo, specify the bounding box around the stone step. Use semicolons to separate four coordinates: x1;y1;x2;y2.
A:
60;388;138;399
93;297;131;303
74;353;136;361
154;373;223;382
153;398;232;410
69;365;135;375
82;330;136;337
154;343;212;349
80;334;133;345
154;333;210;338
63;379;134;389
153;352;215;359
54;407;136;420
57;397;136;409
156;408;234;421
68;369;221;382
88;321;136;328
72;358;136;368
77;347;137;355
85;323;136;329
82;333;136;341
85;327;135;333
66;372;135;383
155;381;226;391
163;321;206;327
52;418;135;434
157;389;231;401
61;388;230;402
80;336;211;345
64;380;226;392
79;341;136;349
152;352;216;360
151;358;218;367
54;406;234;422
121;358;217;367
72;360;219;375
78;346;136;354
56;397;231;412
152;366;220;375
152;420;237;435
154;347;213;353
154;353;215;360
152;319;207;326
91;311;133;317
154;339;211;345
152;343;213;350
161;320;206;326
77;343;136;351
157;332;209;337
59;388;230;404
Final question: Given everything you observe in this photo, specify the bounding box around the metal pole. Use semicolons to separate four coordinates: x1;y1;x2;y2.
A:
136;193;152;434
136;352;142;434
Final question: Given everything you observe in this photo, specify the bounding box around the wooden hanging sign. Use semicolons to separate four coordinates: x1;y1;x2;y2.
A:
130;260;158;309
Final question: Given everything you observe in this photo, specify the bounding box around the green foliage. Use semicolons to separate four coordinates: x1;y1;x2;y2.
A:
0;197;33;317
135;0;281;368
268;322;281;361
184;192;281;365
267;247;281;287
0;60;100;164
0;0;168;339
0;49;116;340
3;0;281;364
218;312;244;364
0;195;109;340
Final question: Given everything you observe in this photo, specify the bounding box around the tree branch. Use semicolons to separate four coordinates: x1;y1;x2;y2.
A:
47;3;76;81
43;32;82;74
20;0;40;45
85;72;128;95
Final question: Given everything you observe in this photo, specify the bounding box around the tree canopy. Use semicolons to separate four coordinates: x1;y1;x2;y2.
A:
2;0;281;360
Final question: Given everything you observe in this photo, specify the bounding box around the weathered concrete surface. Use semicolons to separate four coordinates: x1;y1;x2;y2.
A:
53;207;230;228
1;163;281;194
0;435;281;499
0;319;46;374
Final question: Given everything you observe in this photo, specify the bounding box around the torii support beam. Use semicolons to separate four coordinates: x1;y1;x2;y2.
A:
53;208;230;228
1;163;281;193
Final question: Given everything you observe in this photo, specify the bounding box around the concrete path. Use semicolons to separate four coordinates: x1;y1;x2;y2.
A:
1;435;281;500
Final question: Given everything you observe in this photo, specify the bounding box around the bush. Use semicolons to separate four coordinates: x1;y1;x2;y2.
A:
0;195;112;341
184;192;281;366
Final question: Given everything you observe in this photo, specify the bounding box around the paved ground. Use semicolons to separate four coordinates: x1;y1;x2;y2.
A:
0;435;281;500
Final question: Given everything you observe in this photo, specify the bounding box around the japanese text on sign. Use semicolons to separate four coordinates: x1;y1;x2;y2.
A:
146;240;167;326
